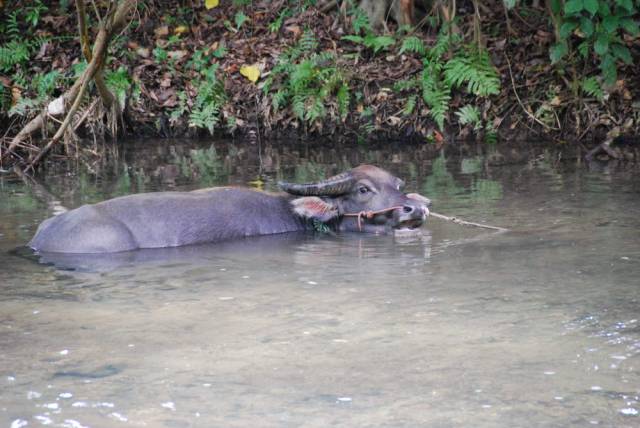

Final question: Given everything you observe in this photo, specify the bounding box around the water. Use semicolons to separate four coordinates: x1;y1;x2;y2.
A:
1;140;639;427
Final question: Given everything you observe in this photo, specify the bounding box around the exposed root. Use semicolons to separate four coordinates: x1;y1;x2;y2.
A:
3;0;136;171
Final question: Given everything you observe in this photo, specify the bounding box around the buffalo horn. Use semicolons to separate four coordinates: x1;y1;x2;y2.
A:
278;172;355;196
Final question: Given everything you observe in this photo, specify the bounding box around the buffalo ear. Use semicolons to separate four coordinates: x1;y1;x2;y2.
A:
291;197;339;223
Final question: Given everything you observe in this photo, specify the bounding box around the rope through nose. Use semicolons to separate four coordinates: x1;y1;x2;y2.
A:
343;206;404;231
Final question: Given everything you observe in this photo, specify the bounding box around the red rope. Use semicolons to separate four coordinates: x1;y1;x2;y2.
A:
343;206;404;231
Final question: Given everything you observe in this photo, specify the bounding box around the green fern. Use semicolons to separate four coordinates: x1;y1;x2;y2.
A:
455;105;482;130
403;94;417;116
5;11;21;40
393;78;416;92
581;76;604;101
428;25;461;60
8;97;39;117
272;89;289;111
264;34;350;126
292;92;307;120
350;6;371;35
0;40;31;72
189;64;227;135
298;30;318;54
421;61;451;131
336;83;350;119
400;36;425;56
0;83;8;112
444;50;500;97
342;34;395;54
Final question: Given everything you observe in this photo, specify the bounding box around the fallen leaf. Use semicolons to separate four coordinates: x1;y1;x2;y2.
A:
137;47;150;58
154;26;169;38
240;65;260;83
168;50;188;61
11;87;21;105
174;25;189;35
284;25;301;37
205;0;219;9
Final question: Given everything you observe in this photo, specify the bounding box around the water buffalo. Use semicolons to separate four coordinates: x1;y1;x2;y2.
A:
28;165;431;254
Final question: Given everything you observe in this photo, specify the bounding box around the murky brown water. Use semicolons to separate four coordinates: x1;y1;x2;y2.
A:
1;140;639;427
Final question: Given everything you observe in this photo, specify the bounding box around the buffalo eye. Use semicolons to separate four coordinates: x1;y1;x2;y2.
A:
358;185;370;194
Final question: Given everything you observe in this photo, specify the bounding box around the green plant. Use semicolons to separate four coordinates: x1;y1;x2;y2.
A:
234;11;249;30
269;8;290;32
6;69;62;117
33;70;61;99
393;26;500;131
189;64;227;134
581;75;604;101
0;83;10;113
25;0;48;27
550;0;639;84
443;49;501;97
105;67;132;110
153;46;168;63
399;36;426;55
188;48;209;71
263;31;351;125
342;33;396;54
0;40;32;72
455;105;482;131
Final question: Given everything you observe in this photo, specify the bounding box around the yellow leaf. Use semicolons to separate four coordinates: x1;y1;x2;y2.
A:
174;25;189;35
249;178;264;190
240;65;260;83
205;0;219;9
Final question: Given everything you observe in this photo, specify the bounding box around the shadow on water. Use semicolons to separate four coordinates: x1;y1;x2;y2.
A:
1;138;639;427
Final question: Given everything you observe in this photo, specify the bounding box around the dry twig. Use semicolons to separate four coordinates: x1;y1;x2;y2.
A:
430;211;509;232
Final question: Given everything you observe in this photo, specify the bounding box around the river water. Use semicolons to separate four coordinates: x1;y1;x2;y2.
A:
1;140;638;427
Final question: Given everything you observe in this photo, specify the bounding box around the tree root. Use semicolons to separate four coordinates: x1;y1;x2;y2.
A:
2;0;135;171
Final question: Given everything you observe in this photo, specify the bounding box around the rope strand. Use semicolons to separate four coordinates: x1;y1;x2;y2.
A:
343;206;404;231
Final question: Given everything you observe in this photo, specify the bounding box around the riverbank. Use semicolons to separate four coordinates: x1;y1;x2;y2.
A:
1;1;639;168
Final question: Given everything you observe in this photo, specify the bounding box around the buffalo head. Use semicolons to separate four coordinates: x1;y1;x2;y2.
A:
279;165;431;233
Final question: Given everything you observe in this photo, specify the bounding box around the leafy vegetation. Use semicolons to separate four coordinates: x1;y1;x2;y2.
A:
394;26;500;133
189;64;227;135
263;30;351;126
0;0;638;163
550;0;639;84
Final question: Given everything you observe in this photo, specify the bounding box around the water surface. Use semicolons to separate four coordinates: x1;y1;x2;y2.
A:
1;140;639;427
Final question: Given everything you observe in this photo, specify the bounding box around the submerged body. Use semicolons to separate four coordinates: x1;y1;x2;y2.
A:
29;165;430;254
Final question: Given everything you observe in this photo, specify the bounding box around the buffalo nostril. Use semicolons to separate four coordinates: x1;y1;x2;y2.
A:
403;205;414;213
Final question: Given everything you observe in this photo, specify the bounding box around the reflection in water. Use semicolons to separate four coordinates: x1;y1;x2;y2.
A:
0;139;639;427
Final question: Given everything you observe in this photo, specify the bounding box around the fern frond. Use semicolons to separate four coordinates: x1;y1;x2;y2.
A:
364;34;395;53
272;89;289;111
298;30;318;54
337;83;350;119
400;36;425;56
351;7;371;34
292;92;307;120
403;94;417;116
0;40;31;72
444;50;500;97
421;61;451;131
393;78;417;92
455;105;482;130
581;76;604;101
306;97;326;122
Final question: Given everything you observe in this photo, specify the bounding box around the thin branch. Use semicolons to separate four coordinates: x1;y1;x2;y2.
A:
430;211;509;232
504;54;559;131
